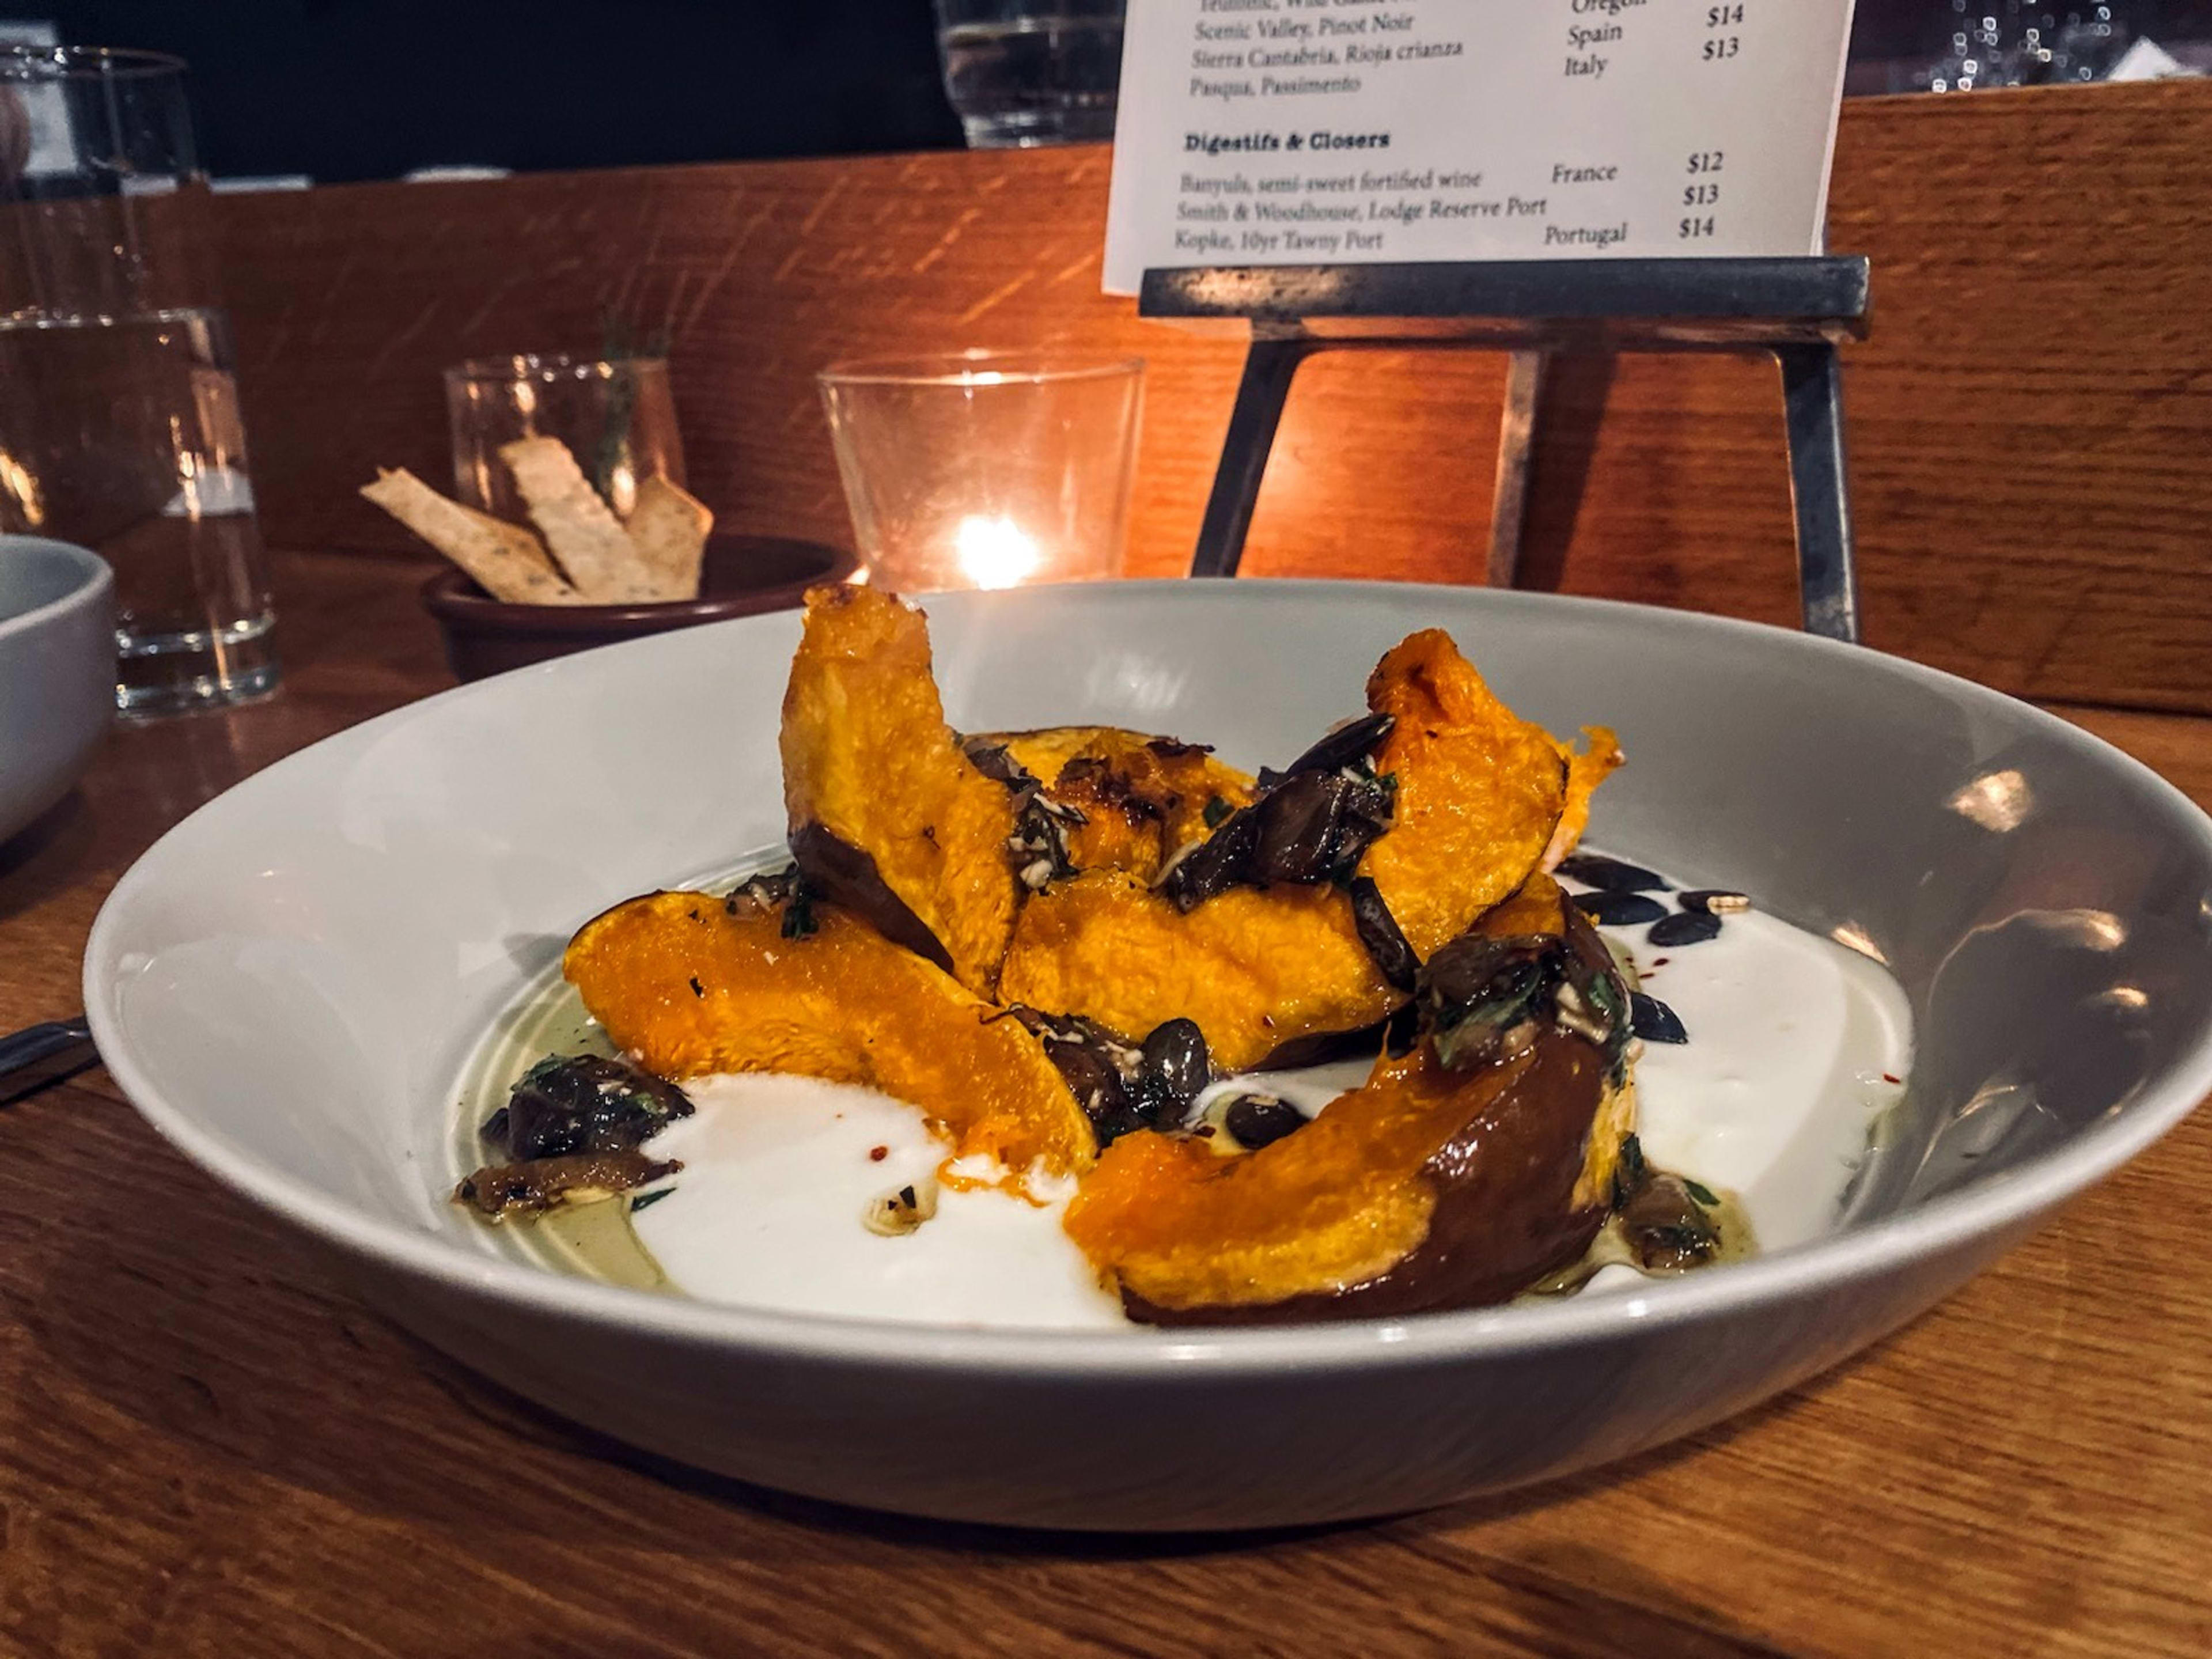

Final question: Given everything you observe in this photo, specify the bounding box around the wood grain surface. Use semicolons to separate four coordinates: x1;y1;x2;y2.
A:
3;551;2210;1656
209;79;2212;713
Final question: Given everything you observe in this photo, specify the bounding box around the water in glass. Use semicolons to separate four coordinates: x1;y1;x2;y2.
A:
936;5;1124;147
0;306;278;714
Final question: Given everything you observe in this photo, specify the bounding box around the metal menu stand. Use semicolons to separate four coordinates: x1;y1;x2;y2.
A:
1137;257;1870;642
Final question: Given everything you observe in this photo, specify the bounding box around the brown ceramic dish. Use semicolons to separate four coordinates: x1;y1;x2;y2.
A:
421;533;855;681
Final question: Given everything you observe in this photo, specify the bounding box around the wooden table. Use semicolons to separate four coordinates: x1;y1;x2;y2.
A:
3;548;2207;1658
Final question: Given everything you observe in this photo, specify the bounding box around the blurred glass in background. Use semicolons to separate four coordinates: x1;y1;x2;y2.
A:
0;46;278;716
819;352;1141;593
446;353;686;528
933;0;1124;147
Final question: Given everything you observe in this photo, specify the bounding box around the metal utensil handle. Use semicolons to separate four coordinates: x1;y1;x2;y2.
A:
0;1015;99;1103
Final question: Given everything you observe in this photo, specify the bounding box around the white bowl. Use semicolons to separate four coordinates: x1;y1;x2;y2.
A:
0;535;111;847
84;581;2212;1530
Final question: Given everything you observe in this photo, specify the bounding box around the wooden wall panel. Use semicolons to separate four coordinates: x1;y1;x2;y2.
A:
211;79;2212;713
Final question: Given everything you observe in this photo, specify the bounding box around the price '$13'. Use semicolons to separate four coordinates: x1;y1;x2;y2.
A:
1705;0;1744;56
1682;148;1723;236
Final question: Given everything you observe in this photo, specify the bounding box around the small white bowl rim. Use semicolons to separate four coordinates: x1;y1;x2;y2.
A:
0;535;112;646
84;579;2212;1380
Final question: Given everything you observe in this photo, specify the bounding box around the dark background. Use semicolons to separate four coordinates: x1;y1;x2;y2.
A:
14;1;2212;182
23;1;966;179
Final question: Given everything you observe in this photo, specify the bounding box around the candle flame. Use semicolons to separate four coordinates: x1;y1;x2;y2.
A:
953;513;1042;590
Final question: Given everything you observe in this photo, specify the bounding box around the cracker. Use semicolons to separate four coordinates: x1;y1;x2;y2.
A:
625;475;712;601
498;437;660;603
359;468;584;605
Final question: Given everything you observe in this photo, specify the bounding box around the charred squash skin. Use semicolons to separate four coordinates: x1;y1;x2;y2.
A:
1062;880;1628;1323
780;586;1020;995
564;891;1094;1177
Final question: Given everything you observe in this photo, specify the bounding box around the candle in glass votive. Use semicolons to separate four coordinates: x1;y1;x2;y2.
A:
818;353;1142;594
952;514;1044;590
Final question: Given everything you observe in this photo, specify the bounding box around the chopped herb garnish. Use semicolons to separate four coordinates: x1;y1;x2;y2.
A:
1611;1130;1649;1211
687;975;705;999
630;1188;674;1213
1682;1177;1721;1208
1202;795;1232;830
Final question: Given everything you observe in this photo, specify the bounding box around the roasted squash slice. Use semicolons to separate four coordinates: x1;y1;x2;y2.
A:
1357;629;1571;959
565;890;1093;1177
998;872;1393;1073
780;586;1020;995
997;637;1581;1064
1062;877;1631;1322
977;726;1259;881
1545;725;1624;871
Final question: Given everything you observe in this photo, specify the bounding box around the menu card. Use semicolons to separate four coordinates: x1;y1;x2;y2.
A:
1103;0;1859;294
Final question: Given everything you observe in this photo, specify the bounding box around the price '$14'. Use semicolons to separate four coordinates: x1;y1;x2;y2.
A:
1705;3;1744;59
1683;148;1724;236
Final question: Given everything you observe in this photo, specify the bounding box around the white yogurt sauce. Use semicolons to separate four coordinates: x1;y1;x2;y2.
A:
631;1074;1127;1329
1620;907;1910;1251
619;869;1911;1328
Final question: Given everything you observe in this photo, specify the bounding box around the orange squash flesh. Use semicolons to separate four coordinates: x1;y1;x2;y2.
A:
779;586;1020;995
1358;630;1570;959
1545;725;1625;870
998;872;1393;1073
564;891;1093;1177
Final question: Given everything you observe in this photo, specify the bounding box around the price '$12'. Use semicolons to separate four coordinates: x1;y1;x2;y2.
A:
1683;146;1722;234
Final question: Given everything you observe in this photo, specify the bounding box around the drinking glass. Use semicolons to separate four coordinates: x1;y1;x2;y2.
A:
933;0;1126;147
445;354;685;526
818;351;1141;593
0;46;278;717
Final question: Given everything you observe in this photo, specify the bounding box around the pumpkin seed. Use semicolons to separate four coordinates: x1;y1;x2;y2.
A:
1647;911;1722;948
1630;991;1688;1044
1571;891;1667;927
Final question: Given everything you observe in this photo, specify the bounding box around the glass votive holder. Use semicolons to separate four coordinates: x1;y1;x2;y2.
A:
817;351;1142;593
444;353;685;525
